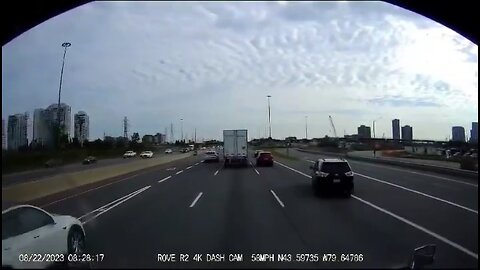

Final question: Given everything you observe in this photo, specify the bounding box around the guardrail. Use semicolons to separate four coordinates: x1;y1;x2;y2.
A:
296;148;478;180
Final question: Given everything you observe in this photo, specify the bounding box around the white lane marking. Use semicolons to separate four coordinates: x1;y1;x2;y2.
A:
189;192;203;207
40;173;141;208
250;161;260;175
350;161;478;187
158;176;172;183
274;161;312;178
214;169;220;176
306;160;315;163
79;185;151;224
274;160;479;260
352;195;478;260
176;170;184;175
355;173;478;214
201;160;205;163
306;159;477;214
166;167;176;171
195;162;200;165
186;166;193;170
270;190;285;207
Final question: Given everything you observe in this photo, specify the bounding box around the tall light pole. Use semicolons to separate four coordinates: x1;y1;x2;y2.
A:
180;118;184;142
372;117;382;139
57;42;71;147
267;95;272;139
305;116;308;139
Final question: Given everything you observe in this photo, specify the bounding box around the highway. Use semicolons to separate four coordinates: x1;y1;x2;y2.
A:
1;149;179;188
30;149;477;268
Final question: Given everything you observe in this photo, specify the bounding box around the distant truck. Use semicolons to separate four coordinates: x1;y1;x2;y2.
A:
223;129;248;167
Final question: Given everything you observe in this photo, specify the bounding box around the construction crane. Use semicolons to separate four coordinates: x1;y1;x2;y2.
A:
328;115;338;138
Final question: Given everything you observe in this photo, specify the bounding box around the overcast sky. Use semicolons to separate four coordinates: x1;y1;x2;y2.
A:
2;1;478;141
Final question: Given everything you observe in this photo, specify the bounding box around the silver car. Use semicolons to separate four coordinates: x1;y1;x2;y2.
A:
204;151;219;162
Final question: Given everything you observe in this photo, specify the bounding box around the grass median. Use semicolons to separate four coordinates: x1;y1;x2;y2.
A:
2;153;191;203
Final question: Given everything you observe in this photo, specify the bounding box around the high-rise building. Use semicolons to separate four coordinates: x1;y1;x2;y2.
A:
357;125;371;139
33;108;55;147
392;119;400;140
74;111;89;144
401;125;413;141
7;113;28;150
452;126;466;142
2;119;6;150
47;103;72;139
470;122;478;143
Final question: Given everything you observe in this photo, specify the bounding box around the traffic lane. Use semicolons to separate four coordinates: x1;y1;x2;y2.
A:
291;148;477;186
35;155;204;218
271;156;478;255
254;161;477;268
87;156;315;268
286;149;478;210
1;153;171;187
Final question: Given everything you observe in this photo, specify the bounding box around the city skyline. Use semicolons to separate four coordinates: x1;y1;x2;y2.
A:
2;2;477;141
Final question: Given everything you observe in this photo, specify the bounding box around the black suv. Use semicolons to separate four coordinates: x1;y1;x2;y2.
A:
310;158;354;197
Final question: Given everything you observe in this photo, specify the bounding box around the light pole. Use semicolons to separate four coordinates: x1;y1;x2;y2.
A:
57;42;71;147
305;116;308;139
180;118;184;142
373;117;382;139
267;95;272;139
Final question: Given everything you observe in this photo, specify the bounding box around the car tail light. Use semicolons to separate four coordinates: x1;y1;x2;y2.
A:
345;171;354;177
316;171;329;177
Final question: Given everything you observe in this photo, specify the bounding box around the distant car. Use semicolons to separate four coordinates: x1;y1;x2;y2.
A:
2;204;87;269
44;158;63;168
201;147;206;150
140;151;154;158
256;151;273;166
254;150;263;158
181;148;190;153
204;151;219;163
310;158;354;197
82;156;97;164
470;153;478;158
165;149;173;154
123;151;137;158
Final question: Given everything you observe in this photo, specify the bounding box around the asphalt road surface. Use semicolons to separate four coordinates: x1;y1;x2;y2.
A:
28;149;477;268
2;150;179;187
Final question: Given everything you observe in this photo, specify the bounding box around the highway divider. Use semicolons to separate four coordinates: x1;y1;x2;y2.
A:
296;148;478;180
2;153;192;203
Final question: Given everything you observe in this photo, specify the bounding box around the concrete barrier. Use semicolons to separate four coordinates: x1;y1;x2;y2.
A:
296;148;478;180
2;153;192;202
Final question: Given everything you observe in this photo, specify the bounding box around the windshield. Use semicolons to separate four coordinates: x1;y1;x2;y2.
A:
2;1;477;269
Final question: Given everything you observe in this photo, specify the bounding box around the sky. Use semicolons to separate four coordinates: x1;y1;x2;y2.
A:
2;1;478;142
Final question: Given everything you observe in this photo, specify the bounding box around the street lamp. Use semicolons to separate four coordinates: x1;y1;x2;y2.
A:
305;116;308;139
57;42;71;147
267;95;272;139
373;117;382;139
180;118;184;142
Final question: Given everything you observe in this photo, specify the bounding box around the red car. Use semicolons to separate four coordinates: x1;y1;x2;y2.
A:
256;152;273;166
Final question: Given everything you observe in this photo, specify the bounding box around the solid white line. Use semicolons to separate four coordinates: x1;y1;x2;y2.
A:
306;160;315;163
189;192;203;207
214;169;220;176
79;185;151;223
40;173;141;208
355;173;478;214
274;161;312;178
350;160;478;187
305;159;477;214
158;175;172;183
186;166;193;170
352;195;478;260
270;190;285;207
274;160;479;260
176;170;184;175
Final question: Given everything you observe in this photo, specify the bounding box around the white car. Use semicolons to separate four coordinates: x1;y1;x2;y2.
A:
2;204;86;269
165;149;173;154
140;151;154;158
123;150;137;158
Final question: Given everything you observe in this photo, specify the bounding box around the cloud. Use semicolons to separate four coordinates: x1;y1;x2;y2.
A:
2;1;477;141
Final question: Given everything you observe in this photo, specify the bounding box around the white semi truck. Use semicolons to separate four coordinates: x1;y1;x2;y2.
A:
223;129;248;167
